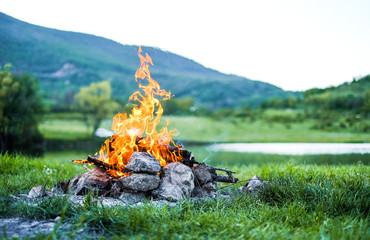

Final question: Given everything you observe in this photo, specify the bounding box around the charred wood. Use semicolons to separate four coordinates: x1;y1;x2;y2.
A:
72;156;130;174
186;161;238;184
214;175;239;183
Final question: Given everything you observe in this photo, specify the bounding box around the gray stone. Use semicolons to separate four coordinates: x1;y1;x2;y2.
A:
68;167;112;195
192;164;216;186
153;162;194;201
101;197;127;207
116;173;160;192
153;180;183;201
125;152;162;174
119;191;146;203
192;181;217;198
0;217;77;239
28;186;45;198
239;175;264;193
109;182;122;197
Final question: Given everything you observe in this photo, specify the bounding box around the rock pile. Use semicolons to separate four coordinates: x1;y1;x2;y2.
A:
30;152;220;202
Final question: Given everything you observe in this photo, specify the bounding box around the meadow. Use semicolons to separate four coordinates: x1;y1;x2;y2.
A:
0;152;368;239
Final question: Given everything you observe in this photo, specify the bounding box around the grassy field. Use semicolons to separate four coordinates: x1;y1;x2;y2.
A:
39;119;92;141
27;114;369;238
0;153;369;239
39;115;370;144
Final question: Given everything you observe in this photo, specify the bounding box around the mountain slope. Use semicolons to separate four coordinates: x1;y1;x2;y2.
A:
304;75;370;111
0;12;297;109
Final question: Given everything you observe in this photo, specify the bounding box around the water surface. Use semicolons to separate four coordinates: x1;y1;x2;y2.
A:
209;143;370;155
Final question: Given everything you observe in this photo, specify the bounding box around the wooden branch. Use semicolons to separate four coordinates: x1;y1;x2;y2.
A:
182;160;238;183
214;175;239;183
212;167;236;174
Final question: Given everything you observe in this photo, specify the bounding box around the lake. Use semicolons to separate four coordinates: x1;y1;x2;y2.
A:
208;143;370;155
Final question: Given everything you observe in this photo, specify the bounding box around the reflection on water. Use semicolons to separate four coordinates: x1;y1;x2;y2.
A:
187;145;370;166
209;143;370;155
206;152;370;166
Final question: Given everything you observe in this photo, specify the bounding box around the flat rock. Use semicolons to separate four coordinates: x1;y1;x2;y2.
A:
68;167;112;195
125;152;162;174
28;186;45;198
0;217;71;239
116;173;160;192
119;191;147;203
153;180;183;201
153;162;194;201
239;175;264;193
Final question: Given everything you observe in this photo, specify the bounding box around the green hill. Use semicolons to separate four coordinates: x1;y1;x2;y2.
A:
0;12;298;109
304;75;370;111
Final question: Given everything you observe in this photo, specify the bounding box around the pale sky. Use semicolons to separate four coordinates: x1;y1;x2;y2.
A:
2;0;370;91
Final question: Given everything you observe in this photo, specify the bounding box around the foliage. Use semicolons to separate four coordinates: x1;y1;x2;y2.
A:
161;97;195;115
303;76;369;112
0;65;44;155
303;75;370;131
51;89;78;112
256;75;370;132
261;96;301;109
74;80;120;136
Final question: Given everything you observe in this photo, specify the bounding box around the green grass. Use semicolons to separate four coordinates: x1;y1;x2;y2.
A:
39;119;92;140
0;153;369;239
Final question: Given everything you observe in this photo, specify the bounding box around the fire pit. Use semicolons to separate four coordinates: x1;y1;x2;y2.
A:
28;47;245;203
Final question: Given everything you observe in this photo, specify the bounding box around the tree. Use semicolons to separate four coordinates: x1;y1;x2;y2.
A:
0;65;45;155
75;80;120;136
161;97;195;115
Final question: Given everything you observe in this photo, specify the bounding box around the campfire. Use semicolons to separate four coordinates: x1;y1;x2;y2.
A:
72;46;189;178
28;47;247;203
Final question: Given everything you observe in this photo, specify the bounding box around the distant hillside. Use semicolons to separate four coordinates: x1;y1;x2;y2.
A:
0;12;298;109
304;75;370;111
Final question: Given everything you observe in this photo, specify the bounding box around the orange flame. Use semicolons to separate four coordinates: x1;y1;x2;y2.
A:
78;47;183;178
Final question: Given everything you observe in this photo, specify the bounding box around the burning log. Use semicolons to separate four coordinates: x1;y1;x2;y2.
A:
72;156;130;175
73;137;193;177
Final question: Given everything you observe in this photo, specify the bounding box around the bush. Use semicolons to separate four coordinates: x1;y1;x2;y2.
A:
0;65;45;156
